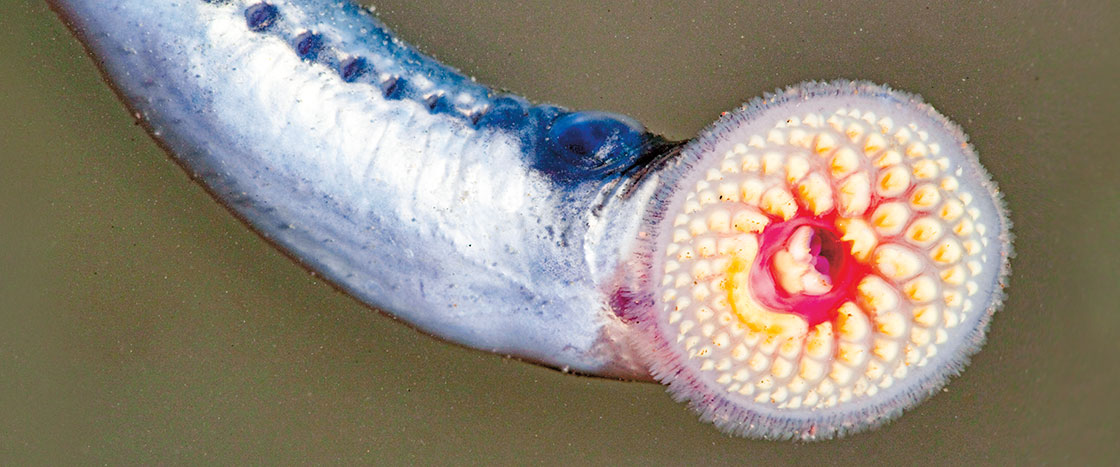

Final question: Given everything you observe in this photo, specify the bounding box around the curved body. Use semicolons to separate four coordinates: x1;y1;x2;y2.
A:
51;0;1011;440
49;0;657;378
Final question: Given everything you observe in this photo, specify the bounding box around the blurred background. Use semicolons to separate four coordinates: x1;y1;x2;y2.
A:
2;0;1116;463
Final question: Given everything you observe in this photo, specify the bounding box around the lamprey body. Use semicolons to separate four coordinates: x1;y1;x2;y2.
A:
50;0;1012;439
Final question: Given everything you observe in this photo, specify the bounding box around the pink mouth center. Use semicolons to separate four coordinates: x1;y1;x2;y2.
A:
748;217;866;326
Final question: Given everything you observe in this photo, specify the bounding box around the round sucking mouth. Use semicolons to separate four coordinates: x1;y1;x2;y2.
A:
634;81;1011;440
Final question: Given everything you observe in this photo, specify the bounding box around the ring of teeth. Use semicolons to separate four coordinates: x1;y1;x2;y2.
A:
657;107;992;411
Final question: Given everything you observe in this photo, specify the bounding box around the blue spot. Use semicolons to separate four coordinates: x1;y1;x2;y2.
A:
294;31;324;61
339;57;370;82
541;111;647;180
245;3;279;32
381;76;403;99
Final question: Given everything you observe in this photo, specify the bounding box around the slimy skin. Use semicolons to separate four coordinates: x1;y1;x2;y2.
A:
49;0;1011;440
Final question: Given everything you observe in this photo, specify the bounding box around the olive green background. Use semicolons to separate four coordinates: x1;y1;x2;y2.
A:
2;0;1117;464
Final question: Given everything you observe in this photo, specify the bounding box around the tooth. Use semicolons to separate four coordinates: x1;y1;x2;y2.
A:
796;172;834;215
872;244;923;281
910;327;932;347
943;289;963;309
805;322;834;360
761;186;798;220
940;176;960;192
912;304;940;327
837;341;868;366
910;184;942;210
939;199;964;221
864;132;887;156
876;117;894;134
717;182;739;202
731;208;770;233
719;158;739;174
906;142;930;159
836;302;871;342
739;179;766;204
733;143;749;154
871;202;911;236
844;121;867;143
905;217;944;246
706;209;731;233
814;133;838;154
771;358;794;379
799;358;826;382
876;165;911;197
912;158;940;179
731;343;749;361
830;147;861;178
838;172;872;217
873;149;903;168
689;218;708;236
904;275;938;304
767;129;786;145
964;239;980;255
954;219;974;237
932;238;963;264
873;338;900;361
836;218;877;261
741;154;761;172
789;128;811;147
785;155;810;184
939;265;967;285
748;352;770;372
857;276;900;314
762;151;785;175
875;311;907;339
830;362;855;385
893;127;912;146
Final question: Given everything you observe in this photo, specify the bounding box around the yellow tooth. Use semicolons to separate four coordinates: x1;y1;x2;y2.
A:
844;121;867;143
689;218;708;236
894;127;912;146
771;358;795;379
829;362;855;385
836;302;871;342
857;276;900;314
731;208;769;234
805;322;834;360
876;165;912;197
796;173;834;216
872;244;923;281
717;182;739;202
873;338;901;361
904;275;938;304
785;155;811;184
830;147;861;178
943;289;963;309
719;158;739;174
912;158;940;179
964;239;981;255
813;132;837;154
695;238;717;258
871;202;911;236
905;217;944;246
954;219;974;237
910;184;942;210
864;132;887;156
838;173;872;217
873;149;903;168
706;209;731;233
800;358;826;382
939;265;967;286
836;218;877;261
762;152;785;175
912;304;940;328
932;238;963;264
876;117;894;134
789;128;812;148
939;199;964;221
761;186;798;220
906;142;930;159
740;179;766;205
741;154;761;172
940;176;959;192
837;341;868;366
875;312;907;339
910;327;932;347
